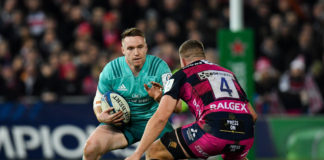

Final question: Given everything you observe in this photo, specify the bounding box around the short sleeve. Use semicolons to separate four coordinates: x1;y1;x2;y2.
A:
155;58;172;87
164;70;186;100
98;63;113;94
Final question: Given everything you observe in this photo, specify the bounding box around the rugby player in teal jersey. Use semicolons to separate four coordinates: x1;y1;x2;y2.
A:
83;28;177;160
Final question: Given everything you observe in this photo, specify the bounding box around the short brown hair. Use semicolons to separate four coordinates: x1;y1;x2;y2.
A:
121;28;145;40
179;40;205;59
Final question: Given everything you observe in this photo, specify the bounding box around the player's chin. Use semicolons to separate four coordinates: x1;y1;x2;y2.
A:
133;62;143;68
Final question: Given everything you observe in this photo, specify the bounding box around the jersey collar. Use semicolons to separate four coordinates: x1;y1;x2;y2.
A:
123;55;149;77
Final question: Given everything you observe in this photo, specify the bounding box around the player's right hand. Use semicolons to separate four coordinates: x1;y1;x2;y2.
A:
97;108;124;126
144;81;163;102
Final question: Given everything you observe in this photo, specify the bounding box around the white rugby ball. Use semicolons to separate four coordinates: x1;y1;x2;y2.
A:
101;91;130;123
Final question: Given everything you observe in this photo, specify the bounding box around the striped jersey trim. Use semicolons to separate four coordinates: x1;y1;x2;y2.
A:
111;59;123;78
148;57;163;76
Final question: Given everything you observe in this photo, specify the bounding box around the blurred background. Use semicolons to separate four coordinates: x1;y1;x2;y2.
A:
0;0;324;159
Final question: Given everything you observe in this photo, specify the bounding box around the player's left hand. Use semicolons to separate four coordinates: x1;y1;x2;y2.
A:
124;153;141;160
144;81;163;102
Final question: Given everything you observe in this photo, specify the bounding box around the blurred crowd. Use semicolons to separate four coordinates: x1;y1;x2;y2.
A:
0;0;324;115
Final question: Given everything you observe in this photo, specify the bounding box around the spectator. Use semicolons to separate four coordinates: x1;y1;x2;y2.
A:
39;29;60;59
254;57;284;114
4;10;24;55
0;0;17;25
82;65;100;95
0;40;11;66
102;11;121;52
279;56;323;114
76;22;92;41
158;0;185;24
164;18;184;46
259;36;283;72
0;65;25;101
58;51;80;95
20;62;39;95
146;10;159;47
154;42;178;70
269;14;283;38
311;60;324;106
24;0;46;39
76;52;92;82
37;63;59;102
58;4;84;48
297;23;321;69
90;7;105;47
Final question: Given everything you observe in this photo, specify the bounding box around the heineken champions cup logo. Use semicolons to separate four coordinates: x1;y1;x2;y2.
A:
230;38;246;56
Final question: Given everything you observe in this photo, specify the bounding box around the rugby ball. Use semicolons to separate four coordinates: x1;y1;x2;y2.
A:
101;91;130;123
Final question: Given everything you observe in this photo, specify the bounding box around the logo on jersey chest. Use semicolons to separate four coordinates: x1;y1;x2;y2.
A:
132;93;141;98
117;84;127;91
126;93;150;104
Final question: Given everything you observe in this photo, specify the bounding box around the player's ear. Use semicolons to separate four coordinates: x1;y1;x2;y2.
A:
180;57;186;67
121;47;126;56
121;41;126;55
144;42;148;53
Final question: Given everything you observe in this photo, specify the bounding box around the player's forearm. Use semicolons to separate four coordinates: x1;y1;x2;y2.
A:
93;106;102;121
93;89;103;121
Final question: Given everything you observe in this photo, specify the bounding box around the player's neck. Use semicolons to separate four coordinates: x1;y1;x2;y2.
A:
185;57;205;66
130;65;142;77
125;60;143;77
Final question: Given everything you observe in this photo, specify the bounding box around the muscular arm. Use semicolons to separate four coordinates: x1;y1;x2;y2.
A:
133;95;177;157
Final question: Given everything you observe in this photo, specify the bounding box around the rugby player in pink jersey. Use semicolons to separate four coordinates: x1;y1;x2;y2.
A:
126;40;257;160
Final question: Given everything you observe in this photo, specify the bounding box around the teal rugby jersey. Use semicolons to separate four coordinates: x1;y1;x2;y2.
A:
98;55;172;121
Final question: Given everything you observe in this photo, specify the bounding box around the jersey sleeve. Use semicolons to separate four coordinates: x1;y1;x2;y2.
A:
98;62;113;94
164;70;186;100
155;58;172;87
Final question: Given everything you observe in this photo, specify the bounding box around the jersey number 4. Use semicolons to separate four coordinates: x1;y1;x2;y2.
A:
198;71;239;99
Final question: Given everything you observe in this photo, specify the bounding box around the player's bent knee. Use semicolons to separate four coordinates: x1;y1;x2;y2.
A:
146;144;160;156
146;140;173;160
83;138;103;159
